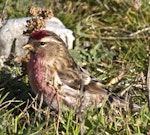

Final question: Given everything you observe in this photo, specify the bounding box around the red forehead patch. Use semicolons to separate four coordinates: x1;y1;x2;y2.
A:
30;30;49;40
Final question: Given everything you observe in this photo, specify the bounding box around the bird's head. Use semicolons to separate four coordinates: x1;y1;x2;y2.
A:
23;30;67;57
23;30;75;70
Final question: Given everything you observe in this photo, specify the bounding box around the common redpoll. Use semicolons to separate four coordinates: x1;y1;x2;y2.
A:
23;30;140;111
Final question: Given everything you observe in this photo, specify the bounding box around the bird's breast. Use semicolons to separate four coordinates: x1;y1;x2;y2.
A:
27;54;54;94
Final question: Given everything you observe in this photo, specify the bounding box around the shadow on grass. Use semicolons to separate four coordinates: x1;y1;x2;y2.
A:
0;66;35;114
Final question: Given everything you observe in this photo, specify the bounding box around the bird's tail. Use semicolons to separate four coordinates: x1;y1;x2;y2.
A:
106;93;141;112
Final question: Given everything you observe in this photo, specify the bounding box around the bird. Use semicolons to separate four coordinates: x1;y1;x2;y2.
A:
23;30;140;112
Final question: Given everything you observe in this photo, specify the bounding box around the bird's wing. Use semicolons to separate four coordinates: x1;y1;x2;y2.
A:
79;67;108;94
56;66;141;111
57;68;82;90
57;66;111;107
57;65;108;95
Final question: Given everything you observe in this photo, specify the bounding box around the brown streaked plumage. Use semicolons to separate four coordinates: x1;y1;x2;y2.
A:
23;30;140;111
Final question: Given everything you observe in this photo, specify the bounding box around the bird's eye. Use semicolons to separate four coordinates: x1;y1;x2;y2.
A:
40;42;46;46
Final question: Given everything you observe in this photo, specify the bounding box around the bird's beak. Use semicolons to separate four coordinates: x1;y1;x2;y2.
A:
22;43;34;51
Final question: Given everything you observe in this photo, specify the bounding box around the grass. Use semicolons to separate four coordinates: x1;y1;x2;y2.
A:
0;0;150;134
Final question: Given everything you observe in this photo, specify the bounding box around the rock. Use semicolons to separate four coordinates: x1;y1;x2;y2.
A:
0;17;75;59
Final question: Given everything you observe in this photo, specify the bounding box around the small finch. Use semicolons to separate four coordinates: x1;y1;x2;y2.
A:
23;30;140;111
